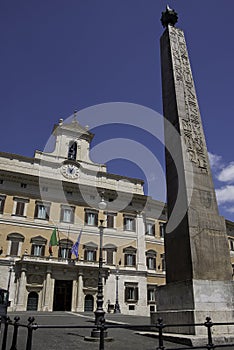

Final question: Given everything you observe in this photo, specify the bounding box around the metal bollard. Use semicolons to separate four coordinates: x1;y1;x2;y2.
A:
10;316;20;350
99;317;105;350
156;318;165;350
204;317;214;349
25;317;35;350
1;317;10;350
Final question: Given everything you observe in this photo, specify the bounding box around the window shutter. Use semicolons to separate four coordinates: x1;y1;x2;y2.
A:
125;287;129;302
0;198;5;214
132;219;136;231
10;241;19;256
124;254;127;266
95;213;98;227
41;245;45;257
106;250;113;264
123;217;127;230
34;205;38;218
85;211;88;224
16;202;24;216
107;215;114;228
71;208;74;223
60;208;64;222
135;287;139;301
146;256;149;268
46;206;50;220
133;254;136;266
93;250;97;261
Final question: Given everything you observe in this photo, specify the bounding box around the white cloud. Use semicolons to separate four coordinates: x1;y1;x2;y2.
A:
208;152;223;170
216;185;234;204
225;206;234;214
217;162;234;183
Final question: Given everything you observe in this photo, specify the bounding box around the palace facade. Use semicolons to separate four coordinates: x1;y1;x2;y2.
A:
0;117;167;316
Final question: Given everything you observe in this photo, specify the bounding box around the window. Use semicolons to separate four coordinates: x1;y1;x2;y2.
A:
85;210;98;226
103;244;117;265
123;246;136;267
68;141;77;160
7;233;25;256
16;202;25;216
34;202;50;220
30;236;47;257
125;283;138;302
31;245;44;256
230;240;234;251
83;242;98;262
106;213;115;229
21;183;27;188
13;197;29;217
60;205;75;223
147;285;157;304
123;216;135;231
146;250;157;270
159;222;166;238
145;222;155;236
0;195;6;214
161;253;165;271
58;239;73;259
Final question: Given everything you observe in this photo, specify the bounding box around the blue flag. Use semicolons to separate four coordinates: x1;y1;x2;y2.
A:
71;229;82;258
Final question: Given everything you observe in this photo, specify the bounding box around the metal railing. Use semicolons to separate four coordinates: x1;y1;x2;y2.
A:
0;315;234;350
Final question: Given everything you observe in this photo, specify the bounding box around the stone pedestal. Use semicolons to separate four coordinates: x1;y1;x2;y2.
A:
152;280;234;335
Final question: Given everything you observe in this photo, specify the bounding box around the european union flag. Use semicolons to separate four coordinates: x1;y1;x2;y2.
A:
71;229;82;258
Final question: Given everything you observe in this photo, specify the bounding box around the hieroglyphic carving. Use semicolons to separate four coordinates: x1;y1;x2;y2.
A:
169;26;208;172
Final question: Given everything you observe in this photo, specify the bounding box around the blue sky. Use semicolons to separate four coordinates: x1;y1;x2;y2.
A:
1;1;234;221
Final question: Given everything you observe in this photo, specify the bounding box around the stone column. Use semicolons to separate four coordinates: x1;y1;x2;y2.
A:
43;267;52;311
16;266;27;311
71;279;78;312
136;213;146;271
76;273;84;312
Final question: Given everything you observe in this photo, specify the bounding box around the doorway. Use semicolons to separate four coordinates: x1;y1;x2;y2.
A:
27;292;38;311
53;280;72;311
84;294;94;312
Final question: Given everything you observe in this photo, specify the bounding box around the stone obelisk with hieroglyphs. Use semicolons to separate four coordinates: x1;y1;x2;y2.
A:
151;7;234;336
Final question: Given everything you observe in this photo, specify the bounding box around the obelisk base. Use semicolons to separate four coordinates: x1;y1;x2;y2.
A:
151;280;234;335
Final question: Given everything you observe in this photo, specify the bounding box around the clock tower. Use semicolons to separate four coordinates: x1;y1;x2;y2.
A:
34;113;107;184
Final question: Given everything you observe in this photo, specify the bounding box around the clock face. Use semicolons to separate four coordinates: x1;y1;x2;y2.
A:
61;164;79;179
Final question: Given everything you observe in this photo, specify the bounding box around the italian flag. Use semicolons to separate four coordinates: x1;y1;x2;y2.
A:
49;228;58;255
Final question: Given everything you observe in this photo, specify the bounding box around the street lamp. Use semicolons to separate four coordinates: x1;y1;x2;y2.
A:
114;265;121;313
7;264;14;309
91;194;107;338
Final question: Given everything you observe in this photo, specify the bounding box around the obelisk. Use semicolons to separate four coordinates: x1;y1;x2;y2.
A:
152;6;234;336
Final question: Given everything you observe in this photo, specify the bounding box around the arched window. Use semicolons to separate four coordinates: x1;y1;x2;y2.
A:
103;244;117;265
123;246;137;267
58;239;73;259
83;242;98;262
7;233;25;256
30;236;47;256
68;141;77;160
146;250;157;270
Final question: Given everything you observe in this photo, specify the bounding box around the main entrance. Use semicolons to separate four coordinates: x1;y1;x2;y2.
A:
27;292;38;311
84;294;94;312
53;280;72;311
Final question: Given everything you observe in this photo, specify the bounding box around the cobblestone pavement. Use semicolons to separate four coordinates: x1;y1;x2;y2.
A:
1;312;233;350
